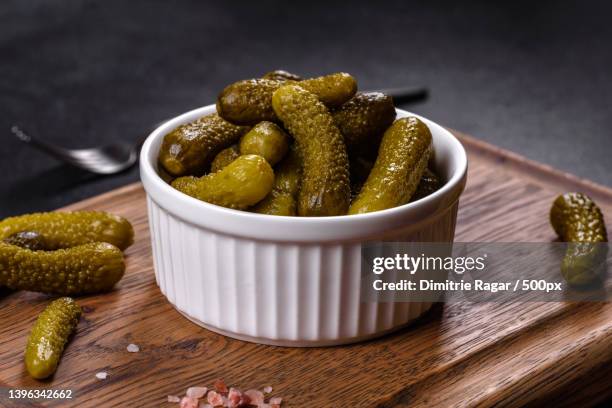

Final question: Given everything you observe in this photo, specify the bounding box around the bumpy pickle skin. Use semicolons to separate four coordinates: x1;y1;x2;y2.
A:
262;70;302;81
25;297;81;379
349;117;432;215
239;121;290;166
3;231;49;251
411;168;442;202
0;242;125;295
0;211;134;251
158;113;249;177
252;148;302;216
217;73;357;125
210;145;240;173
550;192;608;286
272;85;350;216
171;155;274;210
332;92;396;155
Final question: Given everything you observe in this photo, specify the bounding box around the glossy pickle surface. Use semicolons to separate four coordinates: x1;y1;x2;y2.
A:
252;147;302;216
239;121;290;166
0;241;125;295
550;192;608;286
217;73;357;125
272;84;350;216
172;154;274;210
332;91;396;155
25;297;81;379
0;211;134;251
158;113;248;177
3;231;50;251
210;144;240;173
349;117;432;215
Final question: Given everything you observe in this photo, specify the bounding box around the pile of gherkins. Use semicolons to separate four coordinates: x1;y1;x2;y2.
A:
0;211;134;379
158;70;441;216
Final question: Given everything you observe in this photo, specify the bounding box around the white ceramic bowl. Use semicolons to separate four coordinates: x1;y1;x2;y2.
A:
140;104;467;346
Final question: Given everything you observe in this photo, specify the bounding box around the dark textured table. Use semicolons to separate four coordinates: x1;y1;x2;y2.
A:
1;0;611;218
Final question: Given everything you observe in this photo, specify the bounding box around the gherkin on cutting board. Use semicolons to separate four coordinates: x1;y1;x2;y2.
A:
550;192;608;286
25;297;82;379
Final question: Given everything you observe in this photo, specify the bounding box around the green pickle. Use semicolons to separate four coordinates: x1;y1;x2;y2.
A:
210;145;240;172
252;148;302;216
411;168;442;201
158;113;249;177
272;84;350;216
262;69;302;81
25;297;81;379
550;192;608;286
3;231;49;251
0;211;134;251
349;117;432;215
217;73;357;125
0;241;125;295
240;121;290;166
172;154;274;210
332;92;396;154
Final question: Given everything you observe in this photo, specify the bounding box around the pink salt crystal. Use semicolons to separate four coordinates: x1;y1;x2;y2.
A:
180;396;199;408
167;395;181;403
269;396;282;407
126;343;140;353
186;387;208;399
263;386;273;394
207;391;224;407
214;379;228;393
244;389;264;405
198;403;213;408
227;388;241;407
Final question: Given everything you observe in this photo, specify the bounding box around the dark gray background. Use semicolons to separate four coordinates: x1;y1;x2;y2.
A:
1;0;611;218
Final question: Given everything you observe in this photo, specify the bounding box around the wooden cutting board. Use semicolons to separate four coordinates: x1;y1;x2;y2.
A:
1;132;611;408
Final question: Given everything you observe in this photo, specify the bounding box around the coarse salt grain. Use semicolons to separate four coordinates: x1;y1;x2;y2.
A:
213;378;228;393
244;389;264;405
207;390;224;406
95;371;108;380
127;343;140;353
167;395;181;403
180;396;199;408
270;396;282;406
263;386;273;394
186;386;208;399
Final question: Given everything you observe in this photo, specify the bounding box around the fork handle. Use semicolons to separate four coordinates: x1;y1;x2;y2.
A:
10;126;72;160
372;86;429;104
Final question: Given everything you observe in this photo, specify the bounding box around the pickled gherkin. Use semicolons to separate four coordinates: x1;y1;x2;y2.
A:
3;231;49;251
158;113;249;177
262;69;302;81
0;211;134;251
0;242;125;295
550;192;608;286
172;154;274;210
272;84;350;216
217;73;357;125
411;168;442;202
25;297;81;379
210;145;240;173
349;117;432;215
252;147;302;216
332;92;396;154
239;121;290;166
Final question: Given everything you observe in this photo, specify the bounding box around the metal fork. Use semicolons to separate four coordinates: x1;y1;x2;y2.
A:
10;125;143;175
10;86;428;175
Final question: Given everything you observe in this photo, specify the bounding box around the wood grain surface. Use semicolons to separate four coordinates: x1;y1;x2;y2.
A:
0;132;611;407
